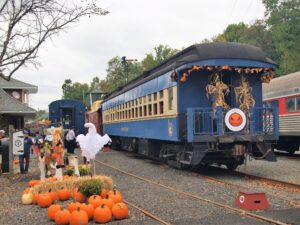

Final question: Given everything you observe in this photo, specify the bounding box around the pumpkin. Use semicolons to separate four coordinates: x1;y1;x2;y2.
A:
93;204;112;223
108;189;122;196
112;202;129;220
57;188;70;201
47;189;58;202
33;193;40;205
109;189;123;203
38;193;52;208
70;207;88;225
73;188;87;203
68;202;81;213
79;203;94;220
28;180;40;187
47;204;61;220
63;175;70;180
55;209;71;225
22;188;30;195
100;195;114;210
100;188;107;198
229;112;243;126
88;195;102;209
22;193;33;205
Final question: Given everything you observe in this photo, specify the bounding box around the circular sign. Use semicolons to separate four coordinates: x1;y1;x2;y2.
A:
239;195;245;203
15;140;22;147
225;108;246;132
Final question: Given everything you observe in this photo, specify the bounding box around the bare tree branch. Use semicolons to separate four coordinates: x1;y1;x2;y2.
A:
0;0;109;80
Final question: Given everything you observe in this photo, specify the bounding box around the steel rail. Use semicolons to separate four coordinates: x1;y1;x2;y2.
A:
95;159;289;225
195;172;300;207
124;200;172;225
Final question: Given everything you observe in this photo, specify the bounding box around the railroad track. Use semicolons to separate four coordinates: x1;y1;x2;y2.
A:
94;159;290;225
193;167;300;207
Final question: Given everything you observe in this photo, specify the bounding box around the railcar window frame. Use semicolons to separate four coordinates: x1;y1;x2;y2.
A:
285;97;296;112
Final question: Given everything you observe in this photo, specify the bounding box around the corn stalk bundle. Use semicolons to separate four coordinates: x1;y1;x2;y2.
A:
30;175;113;194
234;74;255;111
206;73;230;111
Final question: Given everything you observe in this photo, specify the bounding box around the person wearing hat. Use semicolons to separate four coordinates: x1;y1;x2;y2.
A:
19;130;33;174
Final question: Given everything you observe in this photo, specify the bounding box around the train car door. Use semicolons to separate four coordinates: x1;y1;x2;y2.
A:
59;106;75;129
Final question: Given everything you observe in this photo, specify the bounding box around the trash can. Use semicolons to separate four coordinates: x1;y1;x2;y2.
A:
0;139;9;173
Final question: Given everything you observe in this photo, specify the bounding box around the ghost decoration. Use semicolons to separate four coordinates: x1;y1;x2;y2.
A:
76;123;112;162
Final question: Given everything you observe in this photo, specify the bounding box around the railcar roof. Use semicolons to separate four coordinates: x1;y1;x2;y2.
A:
104;42;276;102
263;71;300;100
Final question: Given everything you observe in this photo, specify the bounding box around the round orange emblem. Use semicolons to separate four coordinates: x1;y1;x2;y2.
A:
229;112;243;127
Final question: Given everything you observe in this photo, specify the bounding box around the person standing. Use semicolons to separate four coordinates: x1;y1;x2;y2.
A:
65;129;76;154
19;130;33;174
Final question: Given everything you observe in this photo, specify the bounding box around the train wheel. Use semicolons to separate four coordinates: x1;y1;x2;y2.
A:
225;163;238;171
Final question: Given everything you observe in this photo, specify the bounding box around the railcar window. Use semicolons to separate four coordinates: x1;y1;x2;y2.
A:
132;108;134;118
143;105;147;116
153;103;158;115
154;93;157;101
297;97;300;111
136;107;138;118
148;94;152;102
159;90;164;99
168;87;174;110
148;104;152;116
159;101;164;114
128;110;131;119
139;98;142;104
139;106;142;117
286;98;296;112
143;96;146;103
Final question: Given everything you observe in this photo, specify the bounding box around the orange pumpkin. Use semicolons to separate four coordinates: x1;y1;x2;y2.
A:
38;193;52;208
100;188;107;198
229;113;243;126
93;204;112;223
28;180;40;187
109;189;123;203
55;209;71;225
80;203;94;220
100;195;114;210
88;195;102;209
33;193;40;205
47;204;61;220
57;188;70;201
73;189;87;203
68;202;81;213
70;208;88;225
47;189;58;202
112;202;129;220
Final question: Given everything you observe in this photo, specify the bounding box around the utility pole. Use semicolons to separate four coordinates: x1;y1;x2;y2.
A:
121;56;137;84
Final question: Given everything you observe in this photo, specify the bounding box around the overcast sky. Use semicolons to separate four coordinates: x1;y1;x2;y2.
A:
15;0;266;110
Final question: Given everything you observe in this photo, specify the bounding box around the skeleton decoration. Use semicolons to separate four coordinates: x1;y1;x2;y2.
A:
206;73;230;111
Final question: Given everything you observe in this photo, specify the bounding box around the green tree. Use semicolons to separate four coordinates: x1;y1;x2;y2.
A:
142;45;178;71
215;22;247;42
62;79;90;105
263;0;300;75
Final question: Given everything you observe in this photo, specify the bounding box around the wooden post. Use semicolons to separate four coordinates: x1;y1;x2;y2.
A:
9;125;14;177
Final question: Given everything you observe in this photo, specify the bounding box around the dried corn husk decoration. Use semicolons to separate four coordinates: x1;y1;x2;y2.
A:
30;175;113;194
234;74;255;111
206;73;230;111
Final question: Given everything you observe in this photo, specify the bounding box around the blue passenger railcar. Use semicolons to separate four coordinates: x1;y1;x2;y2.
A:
49;99;86;134
101;42;279;170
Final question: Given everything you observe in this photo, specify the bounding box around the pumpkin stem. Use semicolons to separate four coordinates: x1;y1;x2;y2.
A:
105;194;109;199
101;204;105;208
77;206;81;211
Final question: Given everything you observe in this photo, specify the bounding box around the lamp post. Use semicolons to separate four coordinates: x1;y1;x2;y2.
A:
121;56;137;84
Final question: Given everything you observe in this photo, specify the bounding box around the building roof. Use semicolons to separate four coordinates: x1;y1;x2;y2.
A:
0;88;36;115
0;77;38;93
263;71;300;100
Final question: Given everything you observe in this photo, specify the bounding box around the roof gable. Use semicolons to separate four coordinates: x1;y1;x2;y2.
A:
0;77;38;93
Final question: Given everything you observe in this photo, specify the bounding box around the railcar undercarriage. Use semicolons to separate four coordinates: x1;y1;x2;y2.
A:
111;136;276;170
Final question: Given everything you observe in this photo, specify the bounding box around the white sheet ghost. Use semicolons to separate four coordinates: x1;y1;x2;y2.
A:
76;123;112;162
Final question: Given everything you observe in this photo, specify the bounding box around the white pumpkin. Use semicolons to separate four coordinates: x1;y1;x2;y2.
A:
22;193;33;205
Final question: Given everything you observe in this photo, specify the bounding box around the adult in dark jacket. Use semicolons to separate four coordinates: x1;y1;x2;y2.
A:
19;130;33;174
